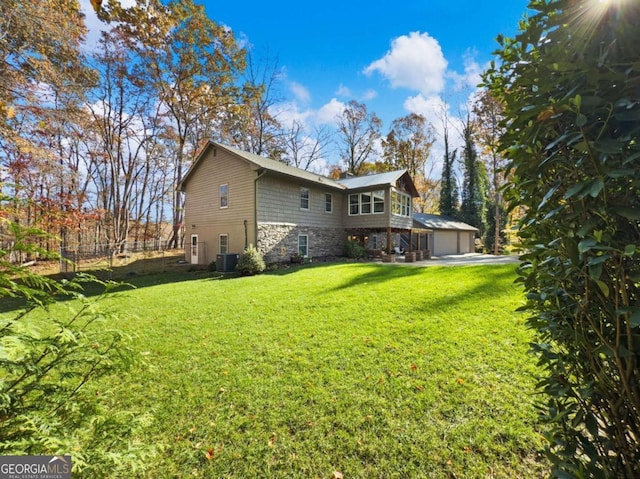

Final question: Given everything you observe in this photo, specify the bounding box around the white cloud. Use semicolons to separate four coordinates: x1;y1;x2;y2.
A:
403;93;466;179
315;98;346;126
335;84;352;97
290;81;311;104
361;89;378;101
364;31;448;96
269;101;312;130
448;51;487;92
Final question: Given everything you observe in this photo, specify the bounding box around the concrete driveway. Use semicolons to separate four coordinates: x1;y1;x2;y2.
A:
391;253;520;267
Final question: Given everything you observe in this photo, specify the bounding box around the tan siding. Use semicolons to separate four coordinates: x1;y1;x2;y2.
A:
183;148;257;264
257;175;343;228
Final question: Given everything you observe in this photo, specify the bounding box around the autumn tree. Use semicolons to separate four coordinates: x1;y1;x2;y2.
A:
382;113;434;177
336;100;382;175
0;0;96;255
473;90;508;254
84;30;158;252
105;0;250;249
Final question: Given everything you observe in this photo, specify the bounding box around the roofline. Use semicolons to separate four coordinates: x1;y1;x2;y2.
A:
179;140;345;192
179;141;420;197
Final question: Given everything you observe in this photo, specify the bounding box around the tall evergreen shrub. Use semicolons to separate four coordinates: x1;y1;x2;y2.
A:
486;1;640;476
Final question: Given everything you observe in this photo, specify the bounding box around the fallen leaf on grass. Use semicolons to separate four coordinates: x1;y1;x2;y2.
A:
457;378;465;385
205;448;215;460
332;472;343;479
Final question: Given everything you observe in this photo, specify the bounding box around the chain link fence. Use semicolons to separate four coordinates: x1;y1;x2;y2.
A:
59;240;170;274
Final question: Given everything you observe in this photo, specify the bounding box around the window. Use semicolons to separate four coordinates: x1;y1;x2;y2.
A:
219;184;228;208
349;194;359;215
360;192;371;214
219;234;228;254
392;190;411;217
300;188;309;210
325;193;333;213
298;234;308;256
402;195;411;216
373;190;385;213
349;190;385;216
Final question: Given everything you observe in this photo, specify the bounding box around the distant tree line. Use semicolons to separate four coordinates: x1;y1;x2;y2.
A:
0;0;509;258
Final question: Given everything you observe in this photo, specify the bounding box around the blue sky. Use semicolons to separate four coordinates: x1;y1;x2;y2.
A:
82;0;531;173
202;1;529;126
202;0;530;172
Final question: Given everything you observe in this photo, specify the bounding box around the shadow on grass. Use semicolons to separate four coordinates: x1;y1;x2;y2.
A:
0;266;230;315
411;264;521;317
325;262;426;291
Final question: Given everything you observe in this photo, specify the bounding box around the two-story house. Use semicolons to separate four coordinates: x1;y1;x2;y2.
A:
178;141;422;265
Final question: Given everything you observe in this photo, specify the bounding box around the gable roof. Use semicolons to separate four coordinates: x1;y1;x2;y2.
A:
179;140;419;196
178;140;345;192
413;213;478;232
337;170;420;197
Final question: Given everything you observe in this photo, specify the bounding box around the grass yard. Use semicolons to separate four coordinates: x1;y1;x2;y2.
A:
94;263;547;478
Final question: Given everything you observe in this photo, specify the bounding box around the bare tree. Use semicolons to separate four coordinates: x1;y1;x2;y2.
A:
336;100;382;175
227;49;285;159
473;89;508;254
283;120;333;171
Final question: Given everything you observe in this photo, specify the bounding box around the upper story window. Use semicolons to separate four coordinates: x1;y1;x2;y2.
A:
219;184;228;208
348;190;385;216
300;188;309;210
391;190;411;217
373;190;385;213
349;194;359;215
361;192;371;214
325;193;333;213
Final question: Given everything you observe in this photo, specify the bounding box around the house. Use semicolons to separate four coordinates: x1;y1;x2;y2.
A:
178;141;425;265
412;213;478;255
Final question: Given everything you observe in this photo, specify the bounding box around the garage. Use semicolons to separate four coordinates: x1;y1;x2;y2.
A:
413;213;478;256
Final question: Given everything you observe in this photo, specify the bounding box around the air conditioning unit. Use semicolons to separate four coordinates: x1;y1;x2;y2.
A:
216;253;239;272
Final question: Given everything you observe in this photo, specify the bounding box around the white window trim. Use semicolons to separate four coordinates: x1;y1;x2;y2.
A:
348;190;386;216
298;234;309;257
219;234;229;254
373;190;385;214
391;189;411;217
325;193;333;213
348;193;359;216
219;184;229;209
300;187;310;210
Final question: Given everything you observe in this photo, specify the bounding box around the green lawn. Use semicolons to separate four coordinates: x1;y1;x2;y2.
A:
97;263;548;478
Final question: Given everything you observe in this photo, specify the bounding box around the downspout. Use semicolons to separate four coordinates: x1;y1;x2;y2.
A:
254;169;267;250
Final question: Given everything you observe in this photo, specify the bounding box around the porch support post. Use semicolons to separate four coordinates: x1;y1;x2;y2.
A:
386;227;392;254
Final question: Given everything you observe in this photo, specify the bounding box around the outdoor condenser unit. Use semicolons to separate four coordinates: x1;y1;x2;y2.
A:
216;253;239;272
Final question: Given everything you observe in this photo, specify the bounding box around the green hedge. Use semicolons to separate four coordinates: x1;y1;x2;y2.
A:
486;1;640;477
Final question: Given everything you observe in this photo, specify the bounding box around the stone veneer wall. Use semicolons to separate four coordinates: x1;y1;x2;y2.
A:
257;223;346;263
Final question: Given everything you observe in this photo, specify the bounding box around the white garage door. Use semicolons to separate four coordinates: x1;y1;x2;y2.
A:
458;232;473;254
434;231;459;255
